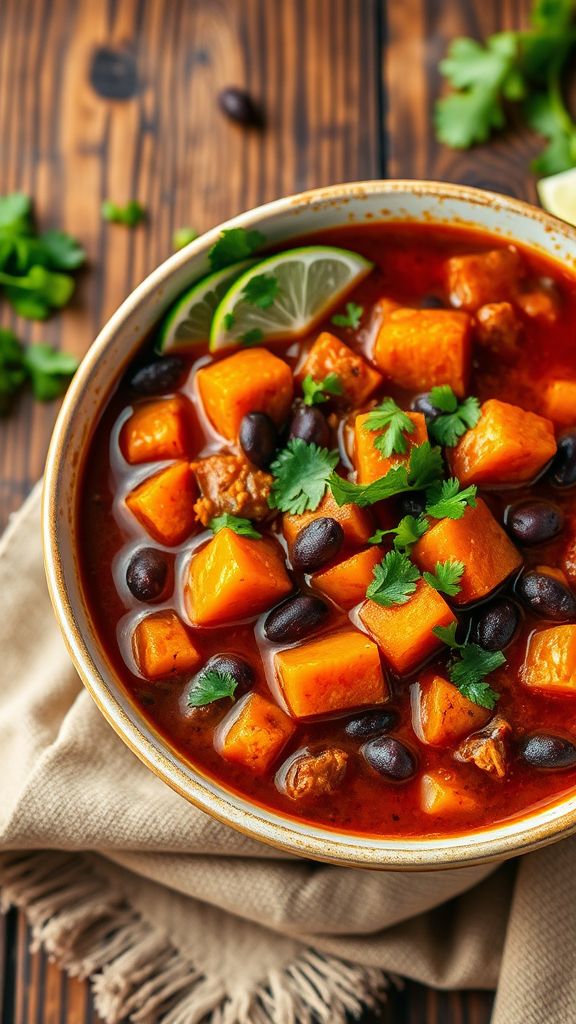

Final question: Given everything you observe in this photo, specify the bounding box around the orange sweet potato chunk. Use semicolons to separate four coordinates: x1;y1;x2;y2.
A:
411;672;490;748
373;308;472;397
412;499;522;606
126;461;198;546
420;770;479;816
354;411;428;484
218;693;296;775
196;349;293;441
297;331;382;407
543;380;576;427
312;546;384;610
121;397;190;465
275;629;388;718
446;247;523;310
450;399;556;486
521;626;576;696
133;611;201;680
358;580;456;676
186;527;292;626
282;490;373;550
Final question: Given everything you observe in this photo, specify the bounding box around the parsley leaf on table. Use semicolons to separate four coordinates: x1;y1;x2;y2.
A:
433;622;504;709
209;514;262;539
423;559;465;597
302;372;343;406
366;550;421;607
269;438;339;515
331;302;364;329
425;478;477;520
369;514;429;551
329;441;444;508
0;265;76;320
208;227;265;271
39;230;86;270
102;199;146;227
187;669;237;708
427;386;481;447
363;398;416;458
23;344;79;401
241;273;279;309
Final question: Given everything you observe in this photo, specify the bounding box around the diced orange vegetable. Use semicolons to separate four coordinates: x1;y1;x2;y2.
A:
373;308;472;397
275;629;388;718
186;527;292;626
133;611;201;680
450;399;556;486
297;331;382;407
282;489;373;550
217;693;296;775
521;626;576;696
354;410;428;483
312;546;384;610
121;397;190;465
411;672;490;748
373;297;401;322
196;349;293;441
543;380;576;427
412;499;522;606
126;461;198;546
446;247;523;310
358;580;456;675
420;770;479;816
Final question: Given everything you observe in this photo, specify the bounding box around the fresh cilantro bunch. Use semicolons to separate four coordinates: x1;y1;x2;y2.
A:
0;328;79;413
435;0;576;176
364;398;416;457
187;668;237;707
329;441;444;507
302;372;343;406
208;227;265;271
427;386;481;447
209;514;261;539
269;438;339;514
0;193;85;319
433;622;505;709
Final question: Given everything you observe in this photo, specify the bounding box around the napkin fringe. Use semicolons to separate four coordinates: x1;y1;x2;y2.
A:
0;850;389;1023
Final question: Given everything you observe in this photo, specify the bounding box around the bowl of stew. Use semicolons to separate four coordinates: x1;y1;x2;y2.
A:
43;181;576;869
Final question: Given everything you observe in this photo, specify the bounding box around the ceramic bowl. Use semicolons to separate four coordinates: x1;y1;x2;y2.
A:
43;180;576;870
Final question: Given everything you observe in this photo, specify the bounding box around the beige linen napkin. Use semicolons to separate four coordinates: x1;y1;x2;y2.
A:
0;485;574;1024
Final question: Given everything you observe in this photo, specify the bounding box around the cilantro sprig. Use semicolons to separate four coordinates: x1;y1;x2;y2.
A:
433;622;504;709
423;559;465;597
366;550;420;607
329;441;444;508
102;199;146;227
0;328;78;412
369;515;429;552
302;372;343;406
364;398;416;458
241;273;279;309
208;227;265;271
269;438;339;515
427;386;481;447
424;478;477;520
331;302;364;329
209;514;262;539
187;669;237;708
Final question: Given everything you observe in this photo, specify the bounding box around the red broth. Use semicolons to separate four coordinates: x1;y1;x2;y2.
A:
79;223;576;838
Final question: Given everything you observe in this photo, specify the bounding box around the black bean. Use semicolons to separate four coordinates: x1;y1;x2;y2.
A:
507;500;564;546
520;733;576;770
516;571;576;621
420;294;445;309
473;598;520;651
410;392;441;422
362;736;417;781
289;405;330;448
126;547;170;602
239;412;278;468
344;708;399;741
398;491;427;519
130;356;185;395
201;654;254;694
263;594;329;643
292;517;344;571
548;430;576;489
218;87;263;127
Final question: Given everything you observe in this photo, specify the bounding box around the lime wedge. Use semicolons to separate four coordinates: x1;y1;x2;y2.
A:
157;259;256;352
209;245;374;351
537;167;576;227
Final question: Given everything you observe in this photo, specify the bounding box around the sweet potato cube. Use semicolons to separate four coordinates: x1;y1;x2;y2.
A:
282;490;373;550
217;693;296;775
420;770;479;816
133;611;201;680
446;247;523;310
275;629;387;718
121;397;190;465
521;626;576;696
450;399;556;487
354;411;428;484
186;528;292;626
126;461;198;546
196;349;293;441
297;331;382;407
543;380;576;427
373;308;472;397
412;499;522;606
312;546;384;610
411;672;490;748
358;580;456;675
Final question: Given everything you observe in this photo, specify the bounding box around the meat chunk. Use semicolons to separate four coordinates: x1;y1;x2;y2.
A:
475;302;521;356
281;748;348;800
191;454;272;526
446;247;523;310
455;716;511;778
514;279;560;323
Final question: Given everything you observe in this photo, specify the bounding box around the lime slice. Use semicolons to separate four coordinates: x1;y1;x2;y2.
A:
537;167;576;227
209;245;374;351
157;259;256;352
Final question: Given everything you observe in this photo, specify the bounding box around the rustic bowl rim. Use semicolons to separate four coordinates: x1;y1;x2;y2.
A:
43;179;576;870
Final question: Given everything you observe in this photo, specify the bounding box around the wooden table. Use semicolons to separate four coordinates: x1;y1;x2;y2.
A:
0;0;538;1019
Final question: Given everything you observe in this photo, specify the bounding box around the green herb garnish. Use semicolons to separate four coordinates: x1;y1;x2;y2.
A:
102;200;146;227
329;441;444;508
369;515;429;551
302;372;343;406
269;438;339;515
0;328;78;411
209;514;262;539
172;227;198;250
187;669;237;708
241;273;279;309
427;386;481;447
433;622;504;709
366;550;420;607
240;328;264;345
331;302;364;329
363;398;416;457
208;227;265;271
223;312;235;331
423;559;465;597
0;329;28;414
424;478;477;520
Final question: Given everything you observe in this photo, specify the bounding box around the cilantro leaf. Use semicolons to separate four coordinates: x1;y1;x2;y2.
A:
366;550;420;607
23;343;79;401
525;90;576;176
240;327;264;345
0;265;75;318
425;478;477;520
0;193;31;232
102;200;146;226
433;622;460;648
423;559;465;597
223;312;235;331
172;227;198;251
241;273;279;309
302;372;343;406
363;398;416;458
435;33;519;148
0;329;27;414
208;227;265;271
329;441;443;508
456;678;501;710
39;230;86;270
428;387;481;447
331;302;364;329
209;514;261;539
369;515;429;551
187;669;237;708
269;438;339;515
433;623;504;709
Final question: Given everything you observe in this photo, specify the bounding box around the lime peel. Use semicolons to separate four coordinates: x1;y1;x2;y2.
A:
537;167;576;228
